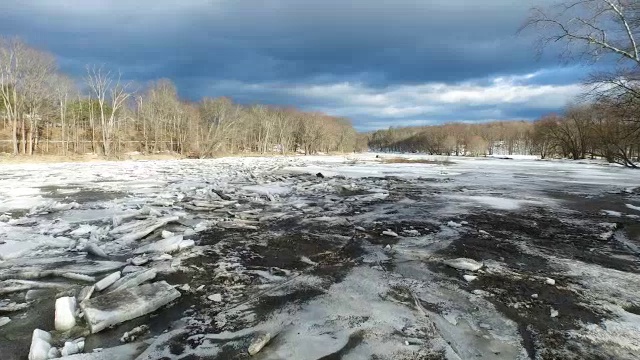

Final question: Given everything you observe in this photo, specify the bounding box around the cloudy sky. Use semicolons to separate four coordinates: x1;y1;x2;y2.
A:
0;0;590;130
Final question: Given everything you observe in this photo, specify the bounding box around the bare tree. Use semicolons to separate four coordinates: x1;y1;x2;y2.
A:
85;65;131;156
522;0;640;64
521;1;640;166
467;135;489;156
199;97;239;156
532;115;561;159
21;48;56;155
1;39;363;158
590;101;640;166
0;38;28;155
0;38;57;155
522;1;640;105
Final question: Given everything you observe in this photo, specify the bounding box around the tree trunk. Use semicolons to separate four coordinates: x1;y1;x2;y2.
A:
27;114;34;156
11;115;18;155
60;99;66;155
20;118;26;154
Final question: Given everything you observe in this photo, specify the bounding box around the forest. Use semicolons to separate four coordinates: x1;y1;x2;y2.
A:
367;99;640;168
0;38;364;158
4;0;640;171
369;0;640;169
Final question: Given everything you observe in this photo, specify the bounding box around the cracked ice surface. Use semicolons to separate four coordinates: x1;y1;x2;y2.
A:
1;154;640;359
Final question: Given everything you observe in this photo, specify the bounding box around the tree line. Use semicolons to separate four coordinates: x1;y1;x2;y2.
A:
370;0;640;168
367;103;640;168
367;121;534;156
531;103;640;167
0;38;364;157
523;0;640;168
4;0;640;167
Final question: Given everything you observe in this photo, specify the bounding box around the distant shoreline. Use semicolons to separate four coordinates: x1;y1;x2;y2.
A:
0;152;361;165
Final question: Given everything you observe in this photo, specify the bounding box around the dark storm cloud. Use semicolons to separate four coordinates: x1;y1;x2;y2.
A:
0;0;584;130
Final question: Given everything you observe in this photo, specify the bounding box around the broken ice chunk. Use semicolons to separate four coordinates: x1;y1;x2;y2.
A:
0;317;10;327
113;216;180;243
402;229;420;236
472;289;489;297
463;275;477;282
248;332;272;355
70;224;98;238
112;208;151;228
447;221;463;228
61;341;81;356
602;210;622;217
145;206;162;217
208;293;222;302
444;258;483;271
78;286;95;302
25;289;49;301
74;337;85;352
55;296;77;331
122;265;144;275
62;272;96;283
62;342;148;359
626;203;640;212
178;239;195;251
0;239;41;260
382;230;398;237
80;281;180;333
107;269;157;293
130;257;149;266
120;325;149;343
28;329;52;360
95;272;121;292
47;347;60;359
300;256;318;266
599;231;614;240
0;302;29;312
152;254;173;261
133;235;183;255
85;243;109;259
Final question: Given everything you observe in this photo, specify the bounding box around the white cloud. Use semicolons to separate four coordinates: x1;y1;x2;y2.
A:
428;82;582;107
204;71;584;130
245;74;581;113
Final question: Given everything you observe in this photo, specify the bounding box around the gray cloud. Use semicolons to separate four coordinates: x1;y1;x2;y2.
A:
0;0;584;130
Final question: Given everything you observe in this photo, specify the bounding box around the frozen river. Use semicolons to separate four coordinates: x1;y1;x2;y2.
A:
1;154;640;359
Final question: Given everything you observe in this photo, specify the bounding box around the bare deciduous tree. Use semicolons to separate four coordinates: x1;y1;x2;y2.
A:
0;39;363;158
52;74;74;155
86;65;131;156
0;38;57;155
520;1;640;167
21;48;55;155
0;38;23;155
522;0;640;64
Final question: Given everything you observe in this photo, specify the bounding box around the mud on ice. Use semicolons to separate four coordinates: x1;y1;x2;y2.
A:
1;154;640;359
